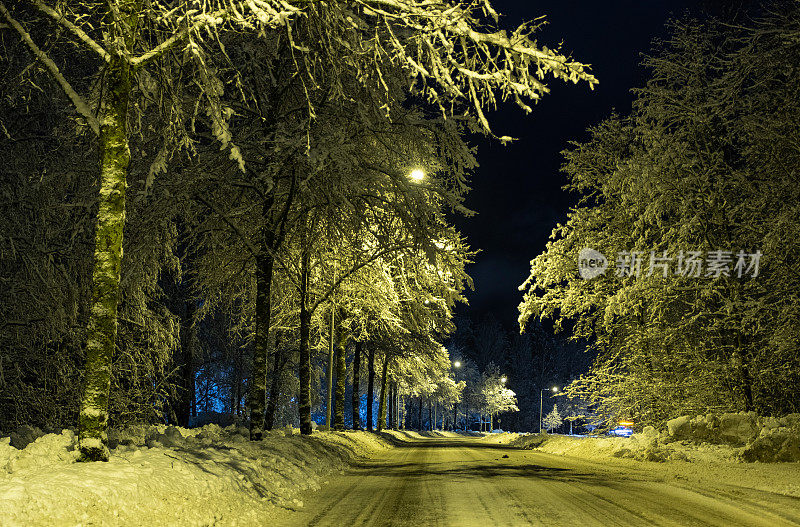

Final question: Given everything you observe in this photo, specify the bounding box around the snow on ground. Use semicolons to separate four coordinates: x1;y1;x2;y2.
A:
507;433;800;499
479;413;800;500
0;425;392;527
2;416;797;526
379;430;480;442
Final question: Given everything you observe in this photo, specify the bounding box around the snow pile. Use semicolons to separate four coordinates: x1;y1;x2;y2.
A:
666;412;800;462
0;425;392;526
8;425;47;449
508;412;800;464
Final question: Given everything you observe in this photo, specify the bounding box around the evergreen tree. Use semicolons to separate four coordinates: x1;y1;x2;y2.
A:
519;8;800;426
543;404;563;433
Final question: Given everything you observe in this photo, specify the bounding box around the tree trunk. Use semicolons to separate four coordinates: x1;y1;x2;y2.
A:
175;298;196;428
396;387;401;429
377;354;389;431
78;49;133;462
387;382;394;429
333;328;346;430
325;307;334;429
418;397;423;430
298;238;313;435
351;342;361;430
392;384;397;429
366;346;375;431
264;332;284;431
428;401;432;432
234;363;242;417
248;199;275;439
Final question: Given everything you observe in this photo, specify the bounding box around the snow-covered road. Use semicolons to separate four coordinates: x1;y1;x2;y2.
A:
276;437;800;526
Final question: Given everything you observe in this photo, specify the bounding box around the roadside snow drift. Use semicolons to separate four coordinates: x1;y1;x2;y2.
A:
0;425;391;527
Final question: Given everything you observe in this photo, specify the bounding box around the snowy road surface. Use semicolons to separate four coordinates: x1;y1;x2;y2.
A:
276;436;800;526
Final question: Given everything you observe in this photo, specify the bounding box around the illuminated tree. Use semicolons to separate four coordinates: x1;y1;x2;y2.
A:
0;0;596;458
477;368;518;430
543;404;562;433
519;9;800;426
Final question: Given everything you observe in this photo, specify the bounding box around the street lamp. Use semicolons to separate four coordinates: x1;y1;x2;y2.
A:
453;360;461;431
409;169;425;182
539;386;558;434
500;376;507;384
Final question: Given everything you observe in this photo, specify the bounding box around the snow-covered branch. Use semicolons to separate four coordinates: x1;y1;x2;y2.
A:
31;0;110;62
0;1;99;136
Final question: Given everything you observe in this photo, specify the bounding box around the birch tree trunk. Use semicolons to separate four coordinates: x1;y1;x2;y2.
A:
78;11;137;460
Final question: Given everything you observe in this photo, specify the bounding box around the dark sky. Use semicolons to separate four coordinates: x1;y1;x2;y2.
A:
453;1;697;331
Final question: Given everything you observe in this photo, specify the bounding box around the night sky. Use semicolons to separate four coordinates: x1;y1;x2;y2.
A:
455;0;698;331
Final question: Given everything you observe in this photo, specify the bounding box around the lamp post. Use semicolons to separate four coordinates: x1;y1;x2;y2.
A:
539;386;558;434
453;361;461;431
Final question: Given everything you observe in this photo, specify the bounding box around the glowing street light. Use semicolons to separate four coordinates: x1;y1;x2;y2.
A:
409;169;425;182
453;361;461;368
500;376;507;384
539;386;559;434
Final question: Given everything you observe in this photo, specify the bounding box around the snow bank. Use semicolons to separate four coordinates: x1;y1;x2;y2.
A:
0;425;392;526
510;431;708;463
666;412;800;462
507;412;800;464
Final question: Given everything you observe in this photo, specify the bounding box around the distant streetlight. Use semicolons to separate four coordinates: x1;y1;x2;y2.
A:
409;169;425;182
453;361;461;368
500;376;507;384
539;386;558;434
